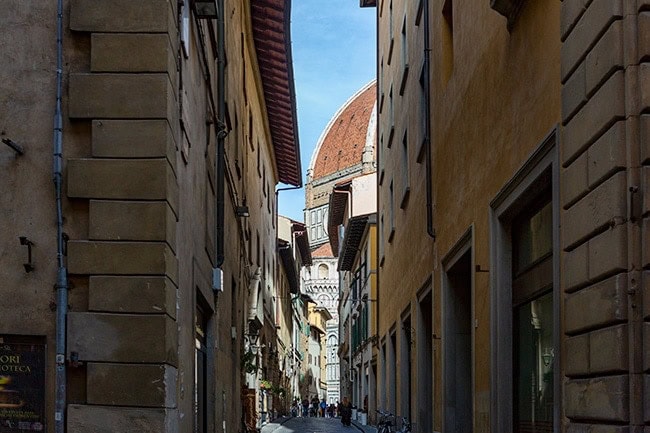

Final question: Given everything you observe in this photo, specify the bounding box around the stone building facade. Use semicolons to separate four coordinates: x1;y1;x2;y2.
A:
328;172;378;419
302;81;377;404
0;1;301;433
369;0;650;432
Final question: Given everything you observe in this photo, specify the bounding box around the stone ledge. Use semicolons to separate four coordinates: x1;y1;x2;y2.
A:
562;71;625;166
563;223;627;292
67;158;178;215
564;273;627;335
91;120;177;174
562;171;627;250
565;375;629;422
68;405;178;433
70;0;173;33
89;200;176;252
561;1;623;82
91;33;174;73
87;363;177;408
89;276;176;318
67;312;177;365
67;241;178;285
69;73;174;120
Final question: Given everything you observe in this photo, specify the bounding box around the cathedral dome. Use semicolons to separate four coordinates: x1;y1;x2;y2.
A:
308;81;377;180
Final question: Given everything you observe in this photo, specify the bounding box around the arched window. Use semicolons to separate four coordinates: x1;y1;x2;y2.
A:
318;264;329;279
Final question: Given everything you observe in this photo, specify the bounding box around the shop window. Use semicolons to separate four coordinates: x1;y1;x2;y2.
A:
490;132;558;433
195;301;210;433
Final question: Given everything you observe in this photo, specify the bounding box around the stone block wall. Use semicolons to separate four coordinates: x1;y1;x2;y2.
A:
65;0;180;430
560;0;647;429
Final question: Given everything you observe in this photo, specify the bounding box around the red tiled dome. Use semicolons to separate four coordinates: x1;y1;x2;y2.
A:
312;242;333;257
309;81;377;179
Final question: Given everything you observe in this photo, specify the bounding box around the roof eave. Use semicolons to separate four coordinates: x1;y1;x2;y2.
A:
250;0;302;186
338;214;373;271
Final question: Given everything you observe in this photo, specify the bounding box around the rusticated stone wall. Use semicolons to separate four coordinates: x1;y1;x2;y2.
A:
560;0;648;430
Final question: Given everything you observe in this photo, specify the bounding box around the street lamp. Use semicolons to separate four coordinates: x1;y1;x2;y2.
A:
191;0;218;19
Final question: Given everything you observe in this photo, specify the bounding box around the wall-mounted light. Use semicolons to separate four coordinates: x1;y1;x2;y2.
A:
191;0;218;19
19;236;34;273
542;348;554;367
236;205;250;218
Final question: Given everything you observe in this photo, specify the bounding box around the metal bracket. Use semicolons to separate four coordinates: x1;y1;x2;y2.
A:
629;186;640;223
2;138;24;156
19;236;34;272
475;264;489;273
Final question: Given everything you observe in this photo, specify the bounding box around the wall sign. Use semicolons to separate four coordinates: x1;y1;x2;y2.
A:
0;336;46;432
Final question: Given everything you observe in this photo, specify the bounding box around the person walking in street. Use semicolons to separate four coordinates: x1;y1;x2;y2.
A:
339;396;352;426
311;396;319;417
319;398;327;417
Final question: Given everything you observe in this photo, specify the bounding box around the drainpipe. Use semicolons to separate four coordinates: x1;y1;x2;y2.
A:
624;11;643;428
53;0;69;432
275;185;302;238
215;0;226;268
423;0;434;240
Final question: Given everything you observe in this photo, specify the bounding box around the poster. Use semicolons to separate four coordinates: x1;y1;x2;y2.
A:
0;337;45;432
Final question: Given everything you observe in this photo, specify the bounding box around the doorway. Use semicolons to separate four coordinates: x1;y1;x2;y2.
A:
443;232;473;433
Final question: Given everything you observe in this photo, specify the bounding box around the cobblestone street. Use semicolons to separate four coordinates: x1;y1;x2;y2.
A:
261;417;377;433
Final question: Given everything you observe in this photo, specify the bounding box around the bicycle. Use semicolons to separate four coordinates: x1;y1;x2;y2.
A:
376;410;394;433
396;416;412;433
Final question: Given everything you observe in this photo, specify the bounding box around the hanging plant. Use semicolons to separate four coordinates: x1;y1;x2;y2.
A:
242;349;258;374
260;379;272;390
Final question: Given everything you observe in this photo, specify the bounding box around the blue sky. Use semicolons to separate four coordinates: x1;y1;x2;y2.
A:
277;1;377;221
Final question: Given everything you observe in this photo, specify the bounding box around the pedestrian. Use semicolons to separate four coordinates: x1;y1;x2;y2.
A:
340;396;352;426
327;403;335;418
291;399;298;417
311;396;319;417
320;398;327;417
302;397;309;417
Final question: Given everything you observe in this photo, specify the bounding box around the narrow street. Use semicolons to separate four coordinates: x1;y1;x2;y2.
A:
261;417;372;433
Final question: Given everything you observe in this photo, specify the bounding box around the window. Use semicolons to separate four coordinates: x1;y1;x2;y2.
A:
417;65;427;163
379;214;385;265
389;180;395;242
195;302;210;433
400;315;413;423
379;133;385;185
442;0;454;85
379;58;385;113
415;0;424;25
388;85;395;148
490;0;527;30
399;14;409;95
380;340;387;410
181;1;190;58
442;232;473;433
387;0;394;64
512;195;553;432
389;330;397;413
490;132;558;433
401;130;410;208
257;140;261;177
248;111;254;150
256;231;260;266
319;264;329;279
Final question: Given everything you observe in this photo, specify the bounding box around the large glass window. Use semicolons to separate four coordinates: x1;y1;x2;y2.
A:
195;304;208;433
512;193;553;433
514;292;554;432
490;133;557;433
